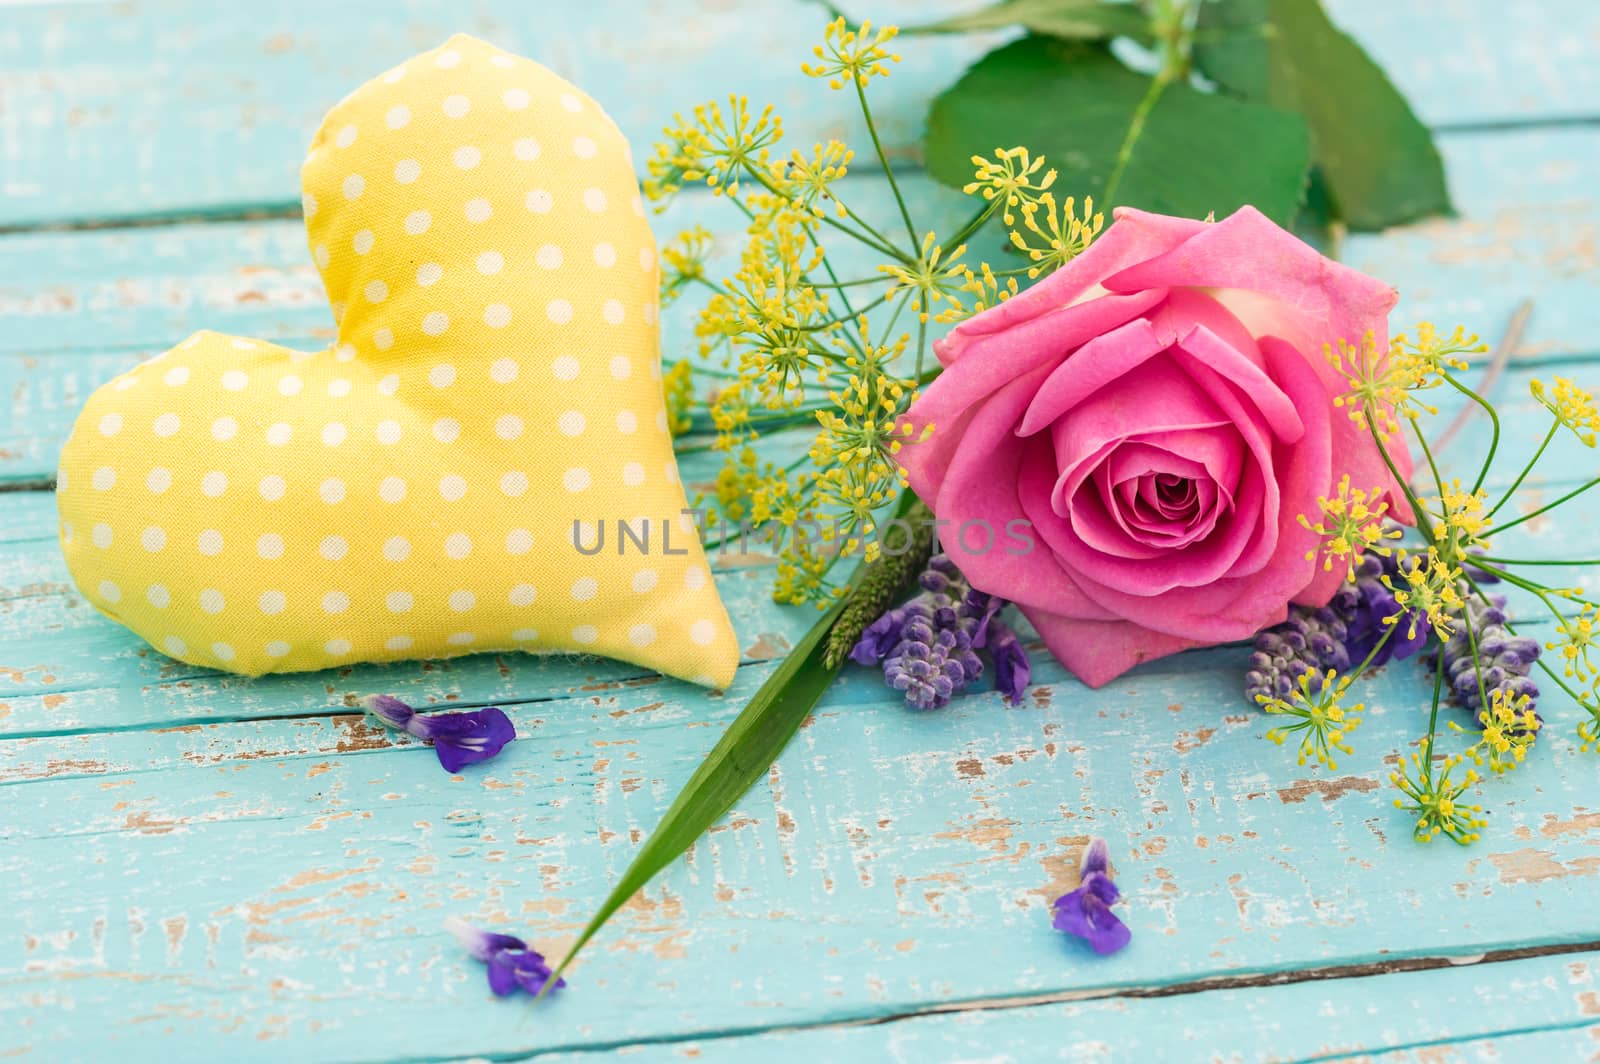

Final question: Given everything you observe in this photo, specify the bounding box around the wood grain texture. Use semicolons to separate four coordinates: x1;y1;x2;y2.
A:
3;123;1599;484
0;0;995;228
3;0;1600;1059
1;0;1595;227
532;950;1600;1062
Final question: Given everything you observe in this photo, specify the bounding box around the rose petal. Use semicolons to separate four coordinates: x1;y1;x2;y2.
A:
900;291;1167;498
919;366;1119;620
1018;317;1171;436
1102;207;1397;371
1103;206;1413;518
1024;605;1205;689
1057;336;1333;643
934;210;1203;367
1173;324;1303;443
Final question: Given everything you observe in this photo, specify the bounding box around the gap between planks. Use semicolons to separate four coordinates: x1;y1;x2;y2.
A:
374;940;1600;1062
3;106;1598;237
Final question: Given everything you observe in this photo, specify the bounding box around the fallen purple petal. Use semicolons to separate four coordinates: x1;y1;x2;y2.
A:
445;916;566;999
361;695;516;772
1052;836;1131;956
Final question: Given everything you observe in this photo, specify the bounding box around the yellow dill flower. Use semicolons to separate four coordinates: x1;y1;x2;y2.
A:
1463;689;1540;775
714;446;763;523
1388;322;1481;391
1579;687;1600;752
1433;478;1492;557
709;381;757;452
645;112;709;203
935;262;1020;324
1531;376;1600;447
1326;331;1419;435
1547;604;1600;683
1255;668;1362;770
1391;750;1484;844
809;331;917;544
1297;473;1399;579
879;231;970;324
663;360;695;436
774;141;853;219
1009;193;1103;278
964;147;1056;225
660;226;715;305
647;96;782;201
801;17;901;89
1382;550;1463;641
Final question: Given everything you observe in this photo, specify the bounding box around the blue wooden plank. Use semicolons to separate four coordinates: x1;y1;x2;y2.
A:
4;122;1600;483
531;949;1600;1062
1;0;1594;227
0;0;999;227
3;617;1600;1059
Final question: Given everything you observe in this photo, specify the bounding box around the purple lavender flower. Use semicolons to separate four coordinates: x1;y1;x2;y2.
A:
1245;552;1425;704
1052;837;1131;956
363;694;516;773
445;916;566;998
988;619;1031;705
851;553;1031;709
1436;592;1541;722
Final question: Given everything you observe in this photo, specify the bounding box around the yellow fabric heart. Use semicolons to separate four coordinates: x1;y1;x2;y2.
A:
55;34;738;687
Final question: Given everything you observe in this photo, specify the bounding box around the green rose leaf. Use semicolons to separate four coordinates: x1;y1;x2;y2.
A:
924;37;1311;226
908;0;1152;44
1195;0;1452;231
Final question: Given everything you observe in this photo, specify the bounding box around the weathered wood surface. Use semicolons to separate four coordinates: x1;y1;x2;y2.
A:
2;0;1600;1061
534;950;1600;1062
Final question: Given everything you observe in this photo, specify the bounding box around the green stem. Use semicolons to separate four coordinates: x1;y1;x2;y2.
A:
807;276;889;290
944;197;1003;251
1461;591;1491;719
1458;569;1593;709
1345;622;1399;683
803;294;890;332
876;290;912;348
1491;475;1600;535
1484;418;1558;522
1468;559;1597;617
1374;415;1436;542
914;314;929;383
1422;647;1445;774
1438;371;1501;495
854;80;919;248
1102;73;1167;207
743;163;908;263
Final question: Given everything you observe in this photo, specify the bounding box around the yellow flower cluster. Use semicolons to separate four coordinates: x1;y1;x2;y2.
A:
1327;323;1483;438
1382;549;1463;641
801;17;901;90
664;360;695;437
1464;690;1541;775
1255;669;1362;770
1298;473;1398;579
640;19;1100;604
1433;479;1492;557
1530;376;1600;447
1391;750;1485;844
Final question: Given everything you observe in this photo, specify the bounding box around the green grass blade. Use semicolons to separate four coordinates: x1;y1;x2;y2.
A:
538;570;858;993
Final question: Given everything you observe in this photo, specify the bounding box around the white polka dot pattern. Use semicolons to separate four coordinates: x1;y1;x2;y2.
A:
54;33;737;688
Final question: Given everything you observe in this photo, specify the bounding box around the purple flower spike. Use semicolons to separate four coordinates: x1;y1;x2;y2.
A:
850;554;1032;710
361;695;516;773
1052;837;1132;956
445;916;566;999
988;620;1030;705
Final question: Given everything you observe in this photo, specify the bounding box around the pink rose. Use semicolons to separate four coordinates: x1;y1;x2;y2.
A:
897;206;1414;688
